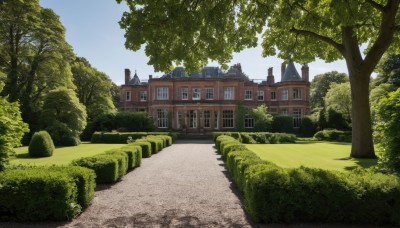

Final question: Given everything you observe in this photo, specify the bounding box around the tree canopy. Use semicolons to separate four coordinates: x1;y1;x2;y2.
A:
325;82;352;125
117;0;400;158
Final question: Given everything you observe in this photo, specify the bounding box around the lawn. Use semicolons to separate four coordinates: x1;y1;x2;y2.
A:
246;141;378;171
10;142;126;166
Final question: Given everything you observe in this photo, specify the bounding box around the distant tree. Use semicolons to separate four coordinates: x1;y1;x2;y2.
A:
111;83;121;110
0;83;29;170
325;83;352;125
71;57;115;120
40;88;87;146
251;104;273;132
117;0;400;158
114;112;154;132
374;54;400;87
310;71;349;109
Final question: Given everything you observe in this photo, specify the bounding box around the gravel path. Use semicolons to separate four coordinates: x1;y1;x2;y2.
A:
0;140;253;227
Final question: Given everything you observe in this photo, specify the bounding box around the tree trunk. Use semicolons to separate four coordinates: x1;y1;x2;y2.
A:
348;71;376;158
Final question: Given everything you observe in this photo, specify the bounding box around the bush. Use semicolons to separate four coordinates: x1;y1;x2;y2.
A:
300;116;316;137
0;169;81;221
215;135;237;153
374;88;400;174
313;129;351;142
130;141;152;158
28;131;55;158
271;115;293;133
144;136;163;153
99;152;128;180
114;112;154;132
48;166;96;209
72;156;119;184
120;145;142;169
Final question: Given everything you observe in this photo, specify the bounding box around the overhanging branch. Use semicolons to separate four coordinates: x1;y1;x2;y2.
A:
289;27;345;55
365;0;385;12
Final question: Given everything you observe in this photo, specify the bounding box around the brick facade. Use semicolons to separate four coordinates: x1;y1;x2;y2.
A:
120;61;310;133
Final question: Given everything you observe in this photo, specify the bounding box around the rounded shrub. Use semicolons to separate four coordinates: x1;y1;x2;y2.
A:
29;131;55;158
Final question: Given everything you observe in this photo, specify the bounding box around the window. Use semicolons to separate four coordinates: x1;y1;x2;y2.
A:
244;114;254;128
140;91;147;101
281;89;288;100
181;88;188;100
245;90;252;100
214;111;219;129
222;110;234;128
224;87;234;100
271;91;276;100
157;109;168;128
157;87;168;100
126;91;131;101
281;109;288;115
293;109;301;128
189;110;197;128
206;88;214;100
293;88;301;100
192;88;201;100
177;111;182;128
204;110;211;128
257;90;264;101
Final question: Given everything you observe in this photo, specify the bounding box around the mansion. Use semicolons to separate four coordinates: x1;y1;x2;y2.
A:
120;60;310;133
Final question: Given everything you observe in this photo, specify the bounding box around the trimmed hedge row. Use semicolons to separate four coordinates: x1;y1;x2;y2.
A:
313;129;352;142
91;132;177;144
213;132;296;144
0;166;95;221
73;135;170;184
216;135;400;225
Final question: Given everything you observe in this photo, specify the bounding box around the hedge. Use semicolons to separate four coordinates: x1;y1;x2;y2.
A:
0;169;81;221
72;156;119;184
101;152;128;180
313;129;351;142
213;132;296;144
91;132;176;144
122;144;142;167
215;135;400;225
130;140;152;158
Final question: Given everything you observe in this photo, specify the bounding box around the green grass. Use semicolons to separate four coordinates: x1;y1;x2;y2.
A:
246;141;377;171
10;142;126;166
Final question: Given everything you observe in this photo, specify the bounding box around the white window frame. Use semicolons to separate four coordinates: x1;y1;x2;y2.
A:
177;111;182;129
222;110;234;128
271;91;276;100
189;110;197;128
140;91;147;101
257;90;264;101
157;87;169;100
205;87;214;100
192;88;201;100
293;88;301;100
214;111;219;129
281;89;288;101
224;87;234;100
293;109;301;128
181;88;188;100
245;90;252;100
204;110;211;128
157;109;168;128
126;91;131;101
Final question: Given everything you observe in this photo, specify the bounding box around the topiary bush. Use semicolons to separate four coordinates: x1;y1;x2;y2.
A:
102;151;128;180
300;116;317;137
130;141;152;158
72;156;119;184
122;144;142;167
28;131;55;158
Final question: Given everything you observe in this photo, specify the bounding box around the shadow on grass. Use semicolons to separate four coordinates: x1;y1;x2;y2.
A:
343;158;378;171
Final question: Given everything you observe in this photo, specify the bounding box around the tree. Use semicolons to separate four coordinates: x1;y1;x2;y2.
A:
250;104;273;132
0;0;75;134
310;71;349;109
325;82;352;125
71;57;115;120
0;82;29;170
40;87;87;146
117;0;400;158
374;53;400;87
111;83;121;110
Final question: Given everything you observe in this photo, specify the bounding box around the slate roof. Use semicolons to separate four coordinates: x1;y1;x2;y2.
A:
128;72;141;85
282;59;302;81
161;66;250;81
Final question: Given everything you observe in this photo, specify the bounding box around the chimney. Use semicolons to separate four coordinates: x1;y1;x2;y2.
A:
267;67;275;85
281;62;286;79
301;64;309;82
125;69;131;85
149;75;153;80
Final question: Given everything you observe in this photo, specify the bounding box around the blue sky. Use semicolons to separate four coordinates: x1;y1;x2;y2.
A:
40;0;349;85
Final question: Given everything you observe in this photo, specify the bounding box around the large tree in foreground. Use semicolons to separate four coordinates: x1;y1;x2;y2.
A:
117;0;400;158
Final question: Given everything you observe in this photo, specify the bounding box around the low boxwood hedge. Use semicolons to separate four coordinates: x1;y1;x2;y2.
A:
313;129;352;142
214;132;296;144
102;152;128;180
91;132;176;144
215;135;400;225
122;144;142;167
72;156;119;184
0;169;81;221
130;140;152;158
